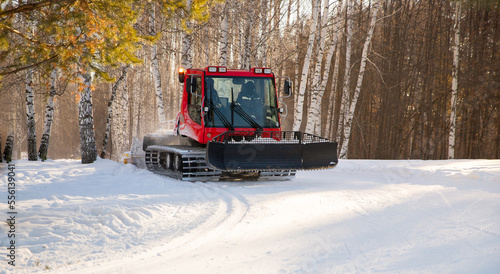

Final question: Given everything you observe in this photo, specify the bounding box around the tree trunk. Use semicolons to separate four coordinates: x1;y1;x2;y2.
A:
78;72;97;164
325;1;344;139
113;68;130;159
25;68;37;161
181;0;193;69
0;133;2;163
219;3;229;66
336;0;353;151
448;0;461;159
38;68;57;161
149;5;166;126
306;0;332;135
292;0;320;131
3;133;14;163
241;3;254;70
101;65;129;159
339;1;379;159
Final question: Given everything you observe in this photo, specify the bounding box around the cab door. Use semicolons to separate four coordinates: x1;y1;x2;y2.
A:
178;71;206;143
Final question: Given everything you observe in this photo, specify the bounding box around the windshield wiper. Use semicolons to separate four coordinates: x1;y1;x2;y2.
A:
230;103;263;131
207;86;233;131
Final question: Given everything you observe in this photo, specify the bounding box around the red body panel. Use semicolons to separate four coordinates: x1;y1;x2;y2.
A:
177;67;282;145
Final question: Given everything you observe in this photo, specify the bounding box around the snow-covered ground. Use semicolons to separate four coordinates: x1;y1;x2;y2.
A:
1;159;499;273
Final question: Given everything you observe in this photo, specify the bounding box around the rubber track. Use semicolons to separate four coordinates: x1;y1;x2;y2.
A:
145;145;296;181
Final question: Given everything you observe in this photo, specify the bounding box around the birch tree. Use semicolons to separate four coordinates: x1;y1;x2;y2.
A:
292;0;320;131
25;68;37;161
3;133;14;163
181;0;193;69
219;2;229;66
305;0;332;135
325;1;345;139
78;72;97;164
336;0;353;146
150;4;166;126
448;0;461;159
101;65;129;159
241;1;255;70
339;0;379;158
38;69;58;161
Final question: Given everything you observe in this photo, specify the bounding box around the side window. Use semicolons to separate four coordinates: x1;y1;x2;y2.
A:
187;76;202;125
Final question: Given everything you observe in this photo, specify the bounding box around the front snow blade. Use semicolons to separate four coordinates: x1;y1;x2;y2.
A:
206;131;338;171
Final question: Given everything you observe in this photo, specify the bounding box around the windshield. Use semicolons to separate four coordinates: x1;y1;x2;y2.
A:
204;76;280;128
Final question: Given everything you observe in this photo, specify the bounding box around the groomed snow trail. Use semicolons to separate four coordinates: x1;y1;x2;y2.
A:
1;159;499;273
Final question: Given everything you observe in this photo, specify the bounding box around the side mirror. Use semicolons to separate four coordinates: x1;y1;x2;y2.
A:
284;80;292;96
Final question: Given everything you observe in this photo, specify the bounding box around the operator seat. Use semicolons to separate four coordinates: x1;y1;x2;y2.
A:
237;81;257;109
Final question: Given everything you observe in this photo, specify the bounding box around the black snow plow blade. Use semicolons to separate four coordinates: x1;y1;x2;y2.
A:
206;131;338;171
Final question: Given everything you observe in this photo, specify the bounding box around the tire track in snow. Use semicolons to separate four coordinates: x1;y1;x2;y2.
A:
84;182;249;273
157;182;249;257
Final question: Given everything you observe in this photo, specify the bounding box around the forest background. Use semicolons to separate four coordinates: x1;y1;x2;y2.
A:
0;0;499;163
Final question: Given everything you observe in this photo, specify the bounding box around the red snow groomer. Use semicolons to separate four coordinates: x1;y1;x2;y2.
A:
141;66;338;180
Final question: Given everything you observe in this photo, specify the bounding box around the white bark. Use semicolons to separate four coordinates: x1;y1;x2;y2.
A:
293;0;301;106
449;0;461;159
38;68;57;161
336;0;353;147
101;65;129;159
325;1;344;139
25;67;37;161
3;133;14;162
149;5;166;126
340;1;379;159
113;70;130;160
258;0;269;67
78;72;97;164
305;0;330;135
219;3;229;66
241;4;254;70
181;0;193;69
292;0;320;131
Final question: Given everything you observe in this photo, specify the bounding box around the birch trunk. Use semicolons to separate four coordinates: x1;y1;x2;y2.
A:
292;0;320;131
181;0;193;69
117;70;130;157
3;133;14;163
38;69;57;161
448;0;461;159
325;45;342;139
293;0;301;107
101;65;129;159
25;68;37;161
150;5;166;126
339;1;379;159
219;3;229;66
258;0;268;67
324;1;344;138
241;4;254;70
78;72;97;164
336;0;353;148
305;0;329;135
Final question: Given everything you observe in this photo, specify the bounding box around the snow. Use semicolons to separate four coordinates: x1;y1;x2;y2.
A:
1;159;500;273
